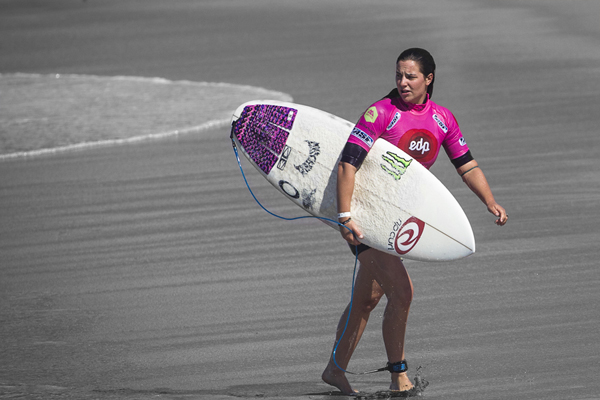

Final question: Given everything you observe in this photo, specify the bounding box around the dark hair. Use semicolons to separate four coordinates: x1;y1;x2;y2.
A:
397;48;436;98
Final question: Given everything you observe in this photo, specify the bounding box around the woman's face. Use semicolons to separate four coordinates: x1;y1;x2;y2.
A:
395;60;433;105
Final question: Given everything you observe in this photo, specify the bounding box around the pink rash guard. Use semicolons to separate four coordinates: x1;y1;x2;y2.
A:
346;90;470;170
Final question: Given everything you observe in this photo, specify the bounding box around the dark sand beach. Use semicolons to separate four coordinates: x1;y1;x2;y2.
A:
1;1;599;399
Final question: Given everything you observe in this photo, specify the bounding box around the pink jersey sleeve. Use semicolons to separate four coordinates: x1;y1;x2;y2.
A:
439;108;470;160
346;103;389;151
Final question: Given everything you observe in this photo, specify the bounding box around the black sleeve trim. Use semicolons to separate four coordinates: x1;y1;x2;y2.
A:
450;150;474;169
340;142;368;170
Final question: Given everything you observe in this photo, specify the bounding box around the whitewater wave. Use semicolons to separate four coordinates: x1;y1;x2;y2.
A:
0;119;230;160
0;73;293;160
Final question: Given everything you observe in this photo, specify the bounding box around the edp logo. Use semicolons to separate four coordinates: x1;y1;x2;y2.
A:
409;137;430;155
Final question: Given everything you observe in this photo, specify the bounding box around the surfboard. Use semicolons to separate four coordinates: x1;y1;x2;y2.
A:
230;100;475;261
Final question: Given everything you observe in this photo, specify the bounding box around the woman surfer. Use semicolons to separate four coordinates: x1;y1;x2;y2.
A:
321;48;508;395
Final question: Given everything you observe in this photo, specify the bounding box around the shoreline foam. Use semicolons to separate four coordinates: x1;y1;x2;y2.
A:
0;73;292;160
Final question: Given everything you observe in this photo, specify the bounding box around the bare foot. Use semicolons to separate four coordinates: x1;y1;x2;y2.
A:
389;372;414;392
322;364;358;395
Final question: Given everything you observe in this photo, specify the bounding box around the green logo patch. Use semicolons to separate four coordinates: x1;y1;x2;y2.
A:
381;151;412;180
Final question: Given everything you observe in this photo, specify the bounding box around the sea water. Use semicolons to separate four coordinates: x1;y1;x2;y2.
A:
0;73;292;160
0;73;297;400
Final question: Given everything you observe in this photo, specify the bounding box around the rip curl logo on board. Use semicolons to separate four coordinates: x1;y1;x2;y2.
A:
381;151;412;181
397;129;438;164
393;217;425;255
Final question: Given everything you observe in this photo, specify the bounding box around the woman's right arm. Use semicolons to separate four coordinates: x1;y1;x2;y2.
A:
337;161;364;245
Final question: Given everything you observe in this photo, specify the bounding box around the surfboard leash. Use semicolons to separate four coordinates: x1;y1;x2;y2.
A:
231;137;397;377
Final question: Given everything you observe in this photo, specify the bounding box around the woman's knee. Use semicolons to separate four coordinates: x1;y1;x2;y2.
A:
389;284;413;308
363;294;383;312
355;287;384;313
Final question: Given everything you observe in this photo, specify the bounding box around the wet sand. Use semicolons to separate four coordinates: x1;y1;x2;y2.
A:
1;1;600;399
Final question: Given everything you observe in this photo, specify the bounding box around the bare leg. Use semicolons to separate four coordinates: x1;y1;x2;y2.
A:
321;260;384;394
365;251;414;392
322;249;414;393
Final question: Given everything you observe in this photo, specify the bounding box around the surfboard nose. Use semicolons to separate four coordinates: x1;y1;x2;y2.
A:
406;223;475;262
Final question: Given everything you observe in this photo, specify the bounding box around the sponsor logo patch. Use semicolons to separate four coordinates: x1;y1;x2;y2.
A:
302;188;317;210
386;112;401;130
278;180;299;199
397;129;439;164
459;137;467;146
278;180;317;210
364;106;378;123
277;145;292;170
409;137;430;155
393;216;425;255
350;127;374;148
287;110;295;122
381;151;412;180
432;114;448;133
294;140;320;176
388;218;403;251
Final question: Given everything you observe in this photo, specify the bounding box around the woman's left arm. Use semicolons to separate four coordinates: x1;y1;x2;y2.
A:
457;160;508;226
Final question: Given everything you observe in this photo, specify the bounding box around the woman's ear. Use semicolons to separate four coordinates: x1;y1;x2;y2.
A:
425;73;434;86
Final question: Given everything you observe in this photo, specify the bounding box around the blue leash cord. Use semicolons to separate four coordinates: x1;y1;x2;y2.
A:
231;139;389;376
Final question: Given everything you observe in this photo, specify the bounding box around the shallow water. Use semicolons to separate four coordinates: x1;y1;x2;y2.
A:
0;73;291;158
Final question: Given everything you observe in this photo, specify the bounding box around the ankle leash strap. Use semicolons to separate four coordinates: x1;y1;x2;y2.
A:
386;360;408;373
343;359;408;375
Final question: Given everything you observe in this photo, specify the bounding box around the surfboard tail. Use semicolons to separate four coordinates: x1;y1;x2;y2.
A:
231;101;298;176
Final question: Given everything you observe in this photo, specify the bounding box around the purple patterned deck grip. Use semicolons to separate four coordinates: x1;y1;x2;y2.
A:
232;104;297;174
252;104;296;130
259;122;288;154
